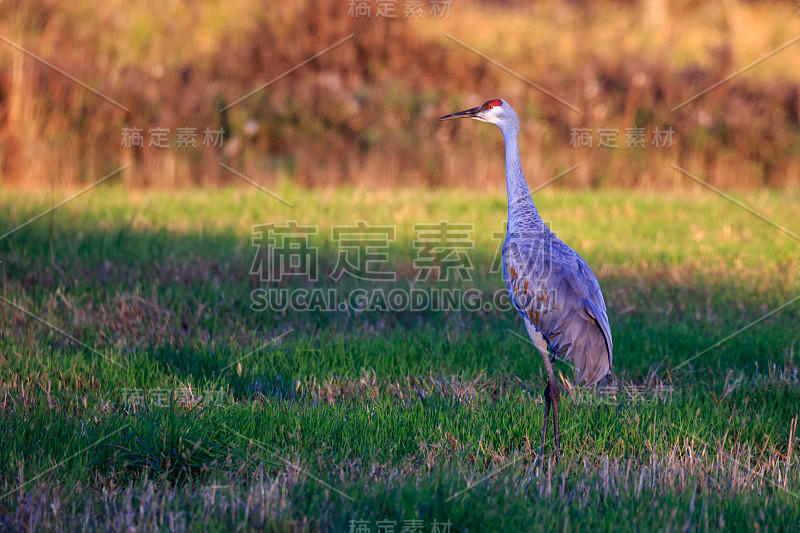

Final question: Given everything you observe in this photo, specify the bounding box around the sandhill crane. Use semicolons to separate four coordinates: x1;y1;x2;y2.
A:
440;99;613;459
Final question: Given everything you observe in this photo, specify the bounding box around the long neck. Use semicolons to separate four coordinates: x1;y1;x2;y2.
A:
501;126;545;233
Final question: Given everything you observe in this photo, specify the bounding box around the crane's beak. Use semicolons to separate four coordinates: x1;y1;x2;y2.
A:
439;106;480;121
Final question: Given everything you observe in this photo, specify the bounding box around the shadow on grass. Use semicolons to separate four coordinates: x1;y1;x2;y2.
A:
2;224;797;388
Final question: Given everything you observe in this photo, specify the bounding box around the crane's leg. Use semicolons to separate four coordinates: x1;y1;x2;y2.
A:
526;322;560;461
550;376;561;458
539;351;560;462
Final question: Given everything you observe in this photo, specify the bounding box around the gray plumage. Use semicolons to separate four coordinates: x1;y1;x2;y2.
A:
503;225;613;385
440;98;614;458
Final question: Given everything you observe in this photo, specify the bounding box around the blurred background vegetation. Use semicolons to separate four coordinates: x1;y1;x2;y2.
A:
0;0;799;190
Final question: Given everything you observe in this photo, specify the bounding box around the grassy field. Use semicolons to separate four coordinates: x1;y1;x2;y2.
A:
1;185;799;531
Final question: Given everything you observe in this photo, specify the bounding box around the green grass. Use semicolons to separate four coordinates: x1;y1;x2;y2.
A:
1;186;799;531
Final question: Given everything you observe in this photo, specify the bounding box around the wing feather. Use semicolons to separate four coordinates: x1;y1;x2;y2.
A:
502;234;613;385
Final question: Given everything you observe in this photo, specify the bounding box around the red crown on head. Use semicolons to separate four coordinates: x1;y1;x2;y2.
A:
480;99;503;111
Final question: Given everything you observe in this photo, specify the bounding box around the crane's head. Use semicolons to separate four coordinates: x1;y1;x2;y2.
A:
439;98;519;131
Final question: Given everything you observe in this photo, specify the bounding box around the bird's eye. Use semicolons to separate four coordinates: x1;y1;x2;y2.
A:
486;104;494;109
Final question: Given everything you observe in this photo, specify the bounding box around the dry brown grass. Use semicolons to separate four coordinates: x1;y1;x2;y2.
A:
0;0;799;189
3;425;796;531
